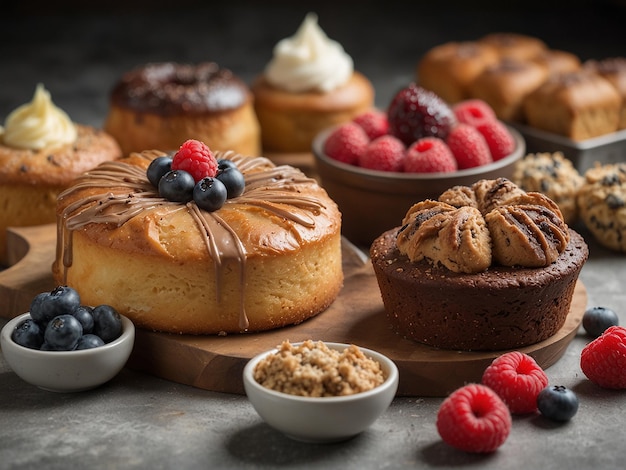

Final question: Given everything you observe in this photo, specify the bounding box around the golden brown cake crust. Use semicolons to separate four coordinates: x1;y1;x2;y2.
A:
252;72;374;153
478;32;548;61
417;41;501;104
532;49;581;76
469;58;549;121
0;124;121;186
52;150;344;334
584;57;626;129
0;124;121;265
523;70;621;140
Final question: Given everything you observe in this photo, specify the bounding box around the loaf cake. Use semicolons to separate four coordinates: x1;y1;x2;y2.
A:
252;13;374;153
469;58;549;121
523;70;621;140
584;57;626;129
0;84;121;265
370;178;588;351
478;33;547;61
104;62;261;156
416;41;500;104
52;148;343;334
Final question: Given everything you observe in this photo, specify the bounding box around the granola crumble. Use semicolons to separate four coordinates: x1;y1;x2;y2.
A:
253;340;385;397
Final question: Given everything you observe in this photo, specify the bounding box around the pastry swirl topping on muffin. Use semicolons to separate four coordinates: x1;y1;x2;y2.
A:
396;178;570;273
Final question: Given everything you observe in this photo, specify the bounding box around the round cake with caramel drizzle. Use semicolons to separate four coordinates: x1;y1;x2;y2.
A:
370;178;588;351
52;150;343;335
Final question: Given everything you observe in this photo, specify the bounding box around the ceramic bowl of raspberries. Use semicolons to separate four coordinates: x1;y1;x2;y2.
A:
312;83;525;246
0;286;135;392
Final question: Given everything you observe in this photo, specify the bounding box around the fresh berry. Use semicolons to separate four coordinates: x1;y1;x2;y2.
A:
158;170;195;203
217;159;238;171
387;83;456;145
358;135;406;172
353;109;389;140
537;385;579;421
91;305;123;343
323;123;370;165
582;306;619;337
580;325;626;389
11;318;44;350
147;156;173;187
75;334;106;350
193;177;228;212
481;351;548;414
216;166;245;198
44;314;83;351
453;99;497;127
404;137;457;173
436;384;511;453
446;123;493;169
72;306;95;335
475;120;516;161
30;286;81;325
171;139;218;182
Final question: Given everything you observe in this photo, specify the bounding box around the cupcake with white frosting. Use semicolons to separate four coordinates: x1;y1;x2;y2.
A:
0;84;121;265
252;13;375;153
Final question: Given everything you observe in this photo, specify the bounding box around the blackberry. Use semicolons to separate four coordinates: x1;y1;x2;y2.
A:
387;83;456;145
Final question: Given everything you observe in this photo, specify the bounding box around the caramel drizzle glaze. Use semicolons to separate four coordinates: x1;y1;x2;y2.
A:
56;150;326;331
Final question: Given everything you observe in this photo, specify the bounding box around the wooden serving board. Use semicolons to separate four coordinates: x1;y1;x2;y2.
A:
0;224;586;397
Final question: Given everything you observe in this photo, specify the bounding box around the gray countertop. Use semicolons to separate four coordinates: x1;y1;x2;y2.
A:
1;2;626;469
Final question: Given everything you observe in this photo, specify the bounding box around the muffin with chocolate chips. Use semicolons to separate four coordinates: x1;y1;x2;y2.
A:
577;163;626;252
513;152;584;224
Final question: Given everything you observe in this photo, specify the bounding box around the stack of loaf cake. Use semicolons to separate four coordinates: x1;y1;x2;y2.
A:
417;33;626;141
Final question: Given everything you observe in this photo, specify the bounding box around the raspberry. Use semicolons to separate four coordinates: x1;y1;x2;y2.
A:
436;384;511;454
476;120;516;161
453;99;497;127
171;139;218;182
446;124;493;169
387;83;456;145
353;109;389;140
358;135;405;172
404;137;457;173
581;325;626;389
323;123;370;166
481;351;549;414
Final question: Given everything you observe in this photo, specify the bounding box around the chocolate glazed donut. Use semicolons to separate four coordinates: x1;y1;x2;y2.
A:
104;62;261;156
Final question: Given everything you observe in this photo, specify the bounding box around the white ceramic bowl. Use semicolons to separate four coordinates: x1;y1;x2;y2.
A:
312;126;525;246
243;342;399;443
1;312;135;392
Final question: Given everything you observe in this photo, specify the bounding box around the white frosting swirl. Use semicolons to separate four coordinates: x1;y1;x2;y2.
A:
264;13;354;93
1;83;77;150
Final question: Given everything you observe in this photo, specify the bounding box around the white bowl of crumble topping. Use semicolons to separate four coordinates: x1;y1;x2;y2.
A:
243;340;399;443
